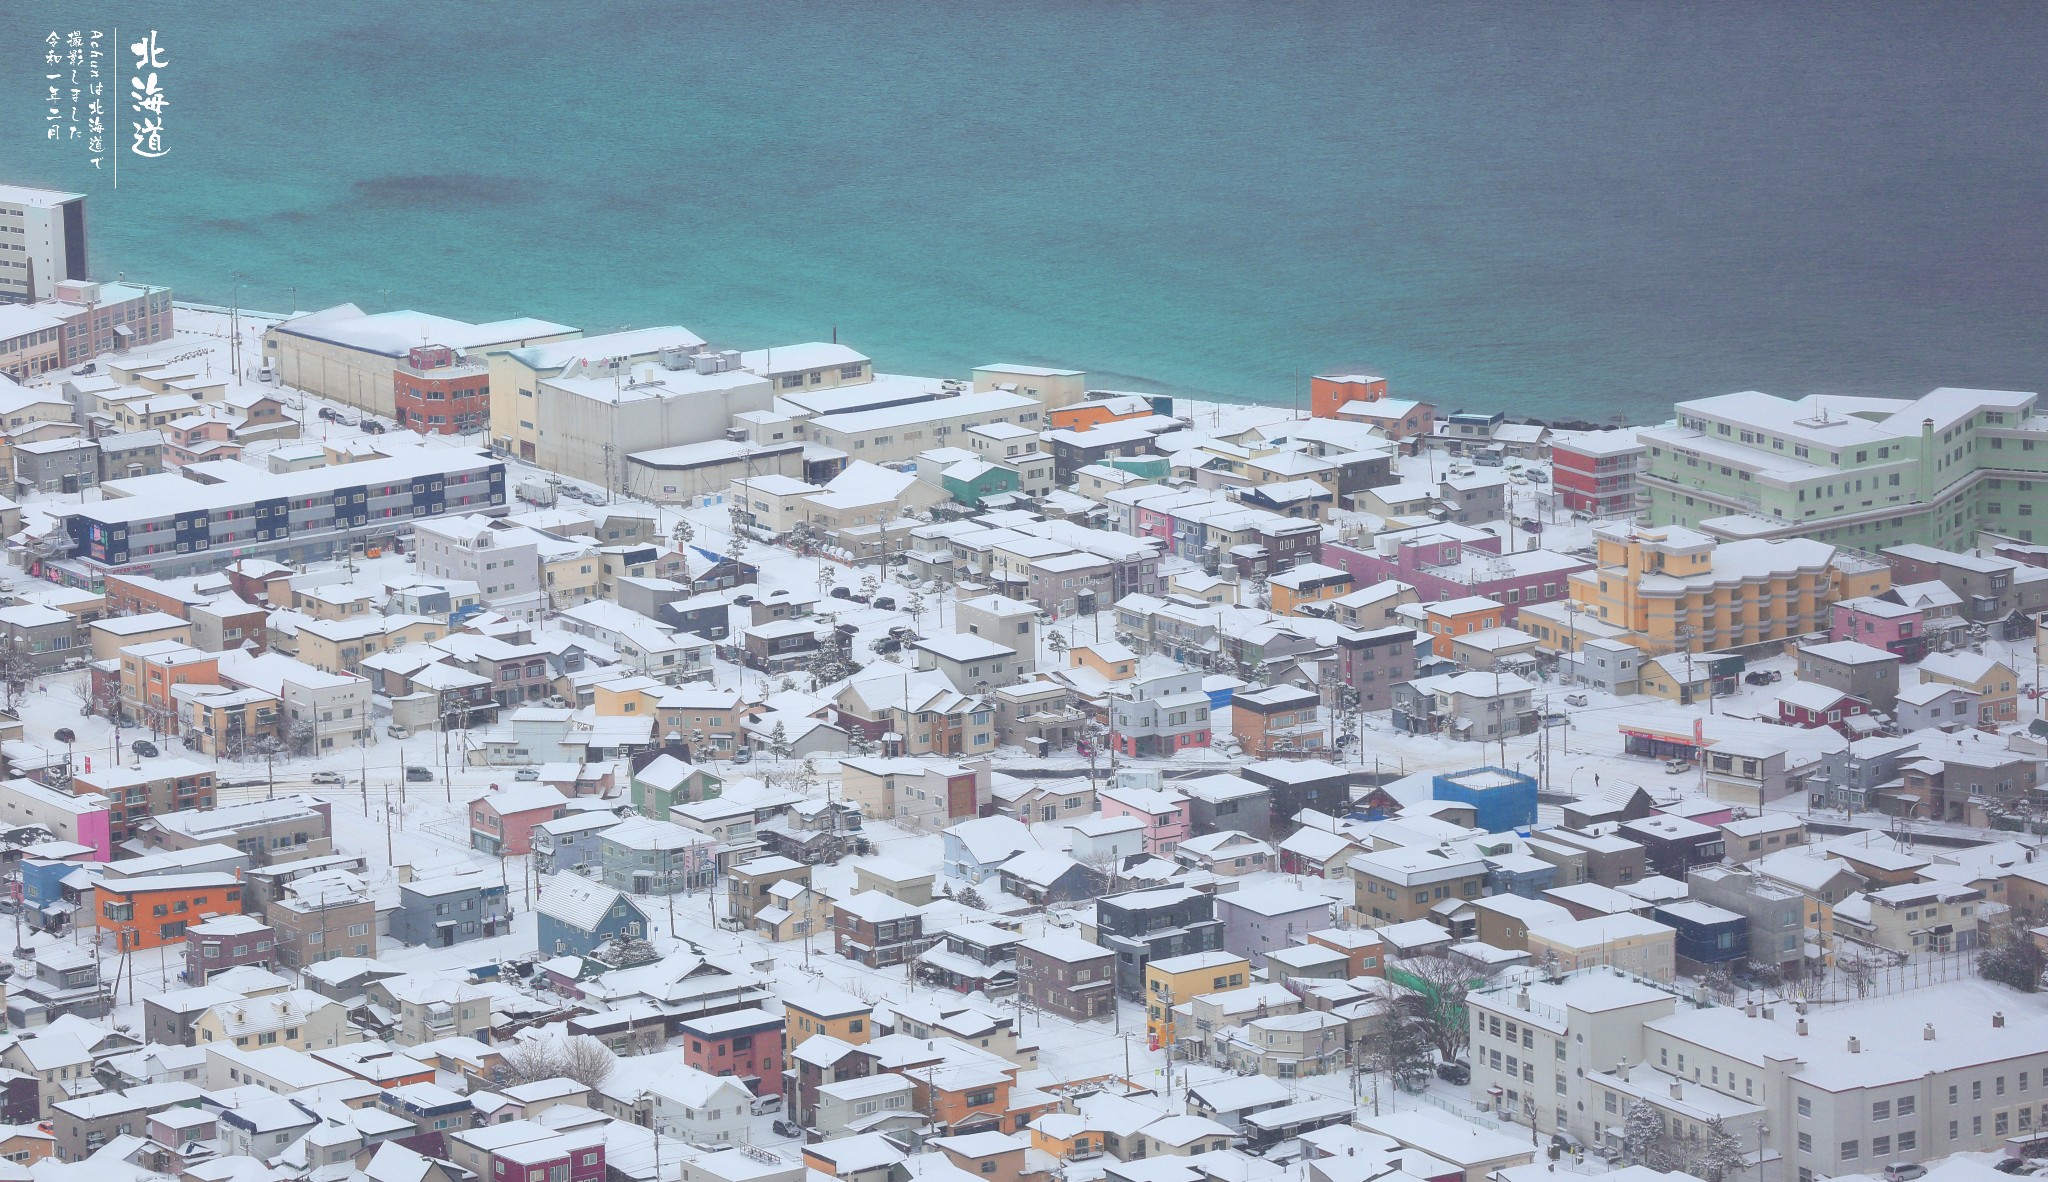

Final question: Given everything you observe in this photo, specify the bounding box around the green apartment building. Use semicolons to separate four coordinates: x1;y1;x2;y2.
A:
1640;388;2048;551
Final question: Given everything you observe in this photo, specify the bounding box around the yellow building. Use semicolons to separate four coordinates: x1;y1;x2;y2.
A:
591;679;745;754
783;989;872;1051
1143;951;1249;1044
1525;523;1866;656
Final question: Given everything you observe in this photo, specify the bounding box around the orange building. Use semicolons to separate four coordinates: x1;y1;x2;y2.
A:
96;871;243;950
1308;928;1385;977
1310;373;1387;419
1420;596;1507;658
1267;563;1352;616
120;641;220;732
1048;395;1154;433
1068;640;1138;682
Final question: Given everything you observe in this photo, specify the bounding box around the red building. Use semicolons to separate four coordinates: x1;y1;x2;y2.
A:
679;1007;786;1097
485;1129;606;1182
1550;429;1645;517
394;344;490;434
469;784;569;856
1776;682;1871;736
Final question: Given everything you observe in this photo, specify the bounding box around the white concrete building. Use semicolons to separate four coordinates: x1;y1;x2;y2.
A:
0;184;88;304
264;305;576;416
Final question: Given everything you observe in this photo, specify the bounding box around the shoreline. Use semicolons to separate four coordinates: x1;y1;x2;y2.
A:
165;300;1661;437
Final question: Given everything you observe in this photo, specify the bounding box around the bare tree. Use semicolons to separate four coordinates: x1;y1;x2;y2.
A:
501;1039;568;1086
1837;949;1879;998
559;1035;618;1089
1402;955;1492;1062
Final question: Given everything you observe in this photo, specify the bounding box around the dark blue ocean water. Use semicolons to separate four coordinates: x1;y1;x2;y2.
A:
3;2;2045;420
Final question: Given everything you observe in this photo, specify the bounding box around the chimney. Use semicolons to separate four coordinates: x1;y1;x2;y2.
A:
1848;1037;1861;1054
1518;988;1531;1011
1762;1006;1774;1020
1616;1059;1630;1081
1669;1081;1684;1100
1996;1012;2007;1028
1796;1019;1808;1036
1924;1024;1936;1041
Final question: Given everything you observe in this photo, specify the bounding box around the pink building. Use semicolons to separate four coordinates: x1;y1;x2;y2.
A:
679;1007;786;1097
1829;596;1927;662
1321;526;1589;623
470;784;569;856
1098;784;1191;856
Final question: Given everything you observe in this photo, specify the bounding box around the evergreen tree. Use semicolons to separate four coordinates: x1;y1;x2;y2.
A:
1686;1117;1752;1182
1365;995;1435;1094
1980;918;2045;993
1623;1100;1669;1168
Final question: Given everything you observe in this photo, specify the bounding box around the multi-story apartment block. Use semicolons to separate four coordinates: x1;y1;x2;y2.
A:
1641;387;2048;549
1334;625;1419;713
1524;522;1857;656
1551;428;1646;517
0;184;88;304
55;444;508;578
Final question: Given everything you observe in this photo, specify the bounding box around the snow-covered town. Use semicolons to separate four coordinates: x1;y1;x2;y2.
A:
5;182;2048;1182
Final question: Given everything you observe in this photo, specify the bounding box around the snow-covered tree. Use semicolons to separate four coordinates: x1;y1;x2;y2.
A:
1685;1117;1752;1182
670;516;695;552
1623;1100;1669;1167
1364;994;1434;1094
0;648;37;713
957;885;987;910
1980;918;2045;993
765;721;792;760
1045;629;1069;663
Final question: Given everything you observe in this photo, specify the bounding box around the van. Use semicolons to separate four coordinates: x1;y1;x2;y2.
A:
1665;757;1692;775
1564;693;1588;707
387;724;411;740
257;364;275;384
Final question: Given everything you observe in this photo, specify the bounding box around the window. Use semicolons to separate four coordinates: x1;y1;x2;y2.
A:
1840;1141;1858;1161
1798;1098;1812;1117
1899;1096;1916;1116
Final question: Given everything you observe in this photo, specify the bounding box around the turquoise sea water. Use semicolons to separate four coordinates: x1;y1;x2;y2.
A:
2;3;2045;420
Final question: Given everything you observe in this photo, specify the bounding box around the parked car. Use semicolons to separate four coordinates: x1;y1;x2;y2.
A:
318;406;342;422
514;767;540;782
310;771;345;785
70;362;95;375
131;739;159;758
1745;670;1774;686
360;418;386;434
731;749;752;765
387;724;411;739
405;766;433;782
1884;1166;1928;1182
829;586;852;600
1665;757;1693;775
1435;1060;1470;1085
771;1119;804;1140
1564;693;1589;707
749;1094;783;1116
873;595;896;611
